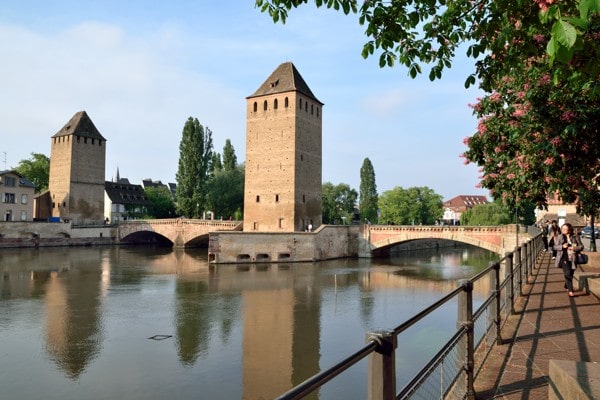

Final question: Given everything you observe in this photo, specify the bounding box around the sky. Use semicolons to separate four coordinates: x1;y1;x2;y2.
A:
0;0;488;201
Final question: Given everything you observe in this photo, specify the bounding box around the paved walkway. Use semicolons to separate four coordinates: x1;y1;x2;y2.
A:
474;250;600;399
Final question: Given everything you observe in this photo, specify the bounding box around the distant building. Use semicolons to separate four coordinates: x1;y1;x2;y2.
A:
142;178;177;198
0;170;36;221
535;192;586;228
442;195;488;225
104;179;149;222
243;62;323;232
48;111;107;223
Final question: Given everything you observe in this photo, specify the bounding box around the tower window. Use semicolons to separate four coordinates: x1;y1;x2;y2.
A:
303;195;306;203
263;100;268;111
284;97;289;108
317;107;320;117
299;99;302;109
311;104;314;115
253;102;257;112
279;218;284;228
275;194;279;202
305;102;308;112
256;195;260;202
274;99;278;109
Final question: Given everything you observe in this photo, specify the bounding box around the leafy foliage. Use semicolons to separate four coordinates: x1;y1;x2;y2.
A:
175;117;214;218
205;165;245;220
15;152;49;192
378;186;443;225
322;182;358;224
144;186;177;219
222;139;238;172
359;158;378;223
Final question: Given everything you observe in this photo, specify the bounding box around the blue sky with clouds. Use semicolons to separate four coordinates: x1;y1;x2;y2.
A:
0;0;488;200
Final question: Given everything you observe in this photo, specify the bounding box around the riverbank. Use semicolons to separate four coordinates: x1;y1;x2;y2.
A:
0;222;115;248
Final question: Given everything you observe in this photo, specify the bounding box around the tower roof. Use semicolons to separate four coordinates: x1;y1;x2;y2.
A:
52;111;107;141
247;62;323;105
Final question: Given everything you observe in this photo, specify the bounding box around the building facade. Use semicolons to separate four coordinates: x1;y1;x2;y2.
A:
0;170;35;221
442;195;489;225
243;62;323;232
104;180;149;222
48;111;106;223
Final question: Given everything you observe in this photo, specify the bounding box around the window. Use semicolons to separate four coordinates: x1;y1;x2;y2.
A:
303;195;306;203
21;194;28;204
274;99;278;109
3;193;15;203
279;218;284;228
311;104;314;115
285;97;289;107
20;211;27;221
256;195;260;202
253;102;257;112
299;99;302;108
263;100;268;111
4;176;16;187
275;194;279;202
317;107;320;117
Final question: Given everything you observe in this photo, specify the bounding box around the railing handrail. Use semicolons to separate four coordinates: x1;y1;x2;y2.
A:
275;232;543;400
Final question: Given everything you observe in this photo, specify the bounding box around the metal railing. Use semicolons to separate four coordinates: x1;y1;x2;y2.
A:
277;233;544;400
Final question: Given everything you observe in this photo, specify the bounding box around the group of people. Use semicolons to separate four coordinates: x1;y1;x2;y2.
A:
540;219;585;297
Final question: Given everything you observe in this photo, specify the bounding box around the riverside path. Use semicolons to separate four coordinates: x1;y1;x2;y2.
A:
474;248;600;399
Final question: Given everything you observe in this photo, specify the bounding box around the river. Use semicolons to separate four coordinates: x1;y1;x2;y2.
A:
0;244;497;399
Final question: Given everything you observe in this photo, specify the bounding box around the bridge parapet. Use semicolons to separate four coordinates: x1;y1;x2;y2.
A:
364;224;530;255
118;218;242;247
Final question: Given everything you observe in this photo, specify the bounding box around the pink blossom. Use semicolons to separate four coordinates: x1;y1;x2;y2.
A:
490;92;501;102
560;111;577;122
550;137;561;146
543;157;554;165
477;120;487;134
463;136;471;145
494;146;502;153
507;173;516;179
539;74;551;85
533;34;545;44
512;108;526;117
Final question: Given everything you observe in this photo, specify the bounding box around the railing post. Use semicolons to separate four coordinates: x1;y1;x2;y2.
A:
515;245;523;285
457;280;475;400
506;251;515;315
367;330;397;400
490;261;502;345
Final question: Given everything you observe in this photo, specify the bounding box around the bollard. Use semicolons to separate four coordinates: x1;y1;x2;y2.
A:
367;330;397;400
490;261;502;345
457;280;475;400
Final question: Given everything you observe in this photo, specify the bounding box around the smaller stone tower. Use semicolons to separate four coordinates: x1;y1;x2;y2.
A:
244;62;323;232
48;111;106;223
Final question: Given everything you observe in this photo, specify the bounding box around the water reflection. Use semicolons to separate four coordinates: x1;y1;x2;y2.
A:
0;245;497;400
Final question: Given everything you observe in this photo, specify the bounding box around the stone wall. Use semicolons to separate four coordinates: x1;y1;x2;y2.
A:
0;222;115;248
209;225;358;263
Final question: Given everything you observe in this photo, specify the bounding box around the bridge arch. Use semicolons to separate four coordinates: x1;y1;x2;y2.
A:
366;226;516;256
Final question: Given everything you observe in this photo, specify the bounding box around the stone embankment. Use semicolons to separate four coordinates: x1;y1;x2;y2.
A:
0;222;115;248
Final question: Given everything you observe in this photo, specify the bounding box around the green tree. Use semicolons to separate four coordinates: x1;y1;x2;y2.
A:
205;165;245;220
359;157;378;223
222;139;238;171
176;117;214;218
322;182;358;224
379;186;443;225
211;153;223;174
256;0;598;83
15;152;49;192
144;186;177;219
460;201;513;226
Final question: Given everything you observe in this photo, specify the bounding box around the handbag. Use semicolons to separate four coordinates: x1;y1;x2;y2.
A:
576;253;588;265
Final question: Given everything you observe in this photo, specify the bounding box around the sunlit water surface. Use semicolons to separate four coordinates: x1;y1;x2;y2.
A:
0;245;497;399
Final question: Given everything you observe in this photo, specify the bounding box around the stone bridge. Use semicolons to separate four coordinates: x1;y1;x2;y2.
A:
363;224;533;256
118;218;242;248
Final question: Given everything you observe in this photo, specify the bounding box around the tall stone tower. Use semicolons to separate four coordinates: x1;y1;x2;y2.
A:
244;62;323;232
48;111;106;223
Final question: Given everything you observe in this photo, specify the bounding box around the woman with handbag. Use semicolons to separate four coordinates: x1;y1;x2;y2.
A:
553;223;584;297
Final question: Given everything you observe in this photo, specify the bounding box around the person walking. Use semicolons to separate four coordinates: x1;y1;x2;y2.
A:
549;220;560;259
541;220;549;251
553;222;584;297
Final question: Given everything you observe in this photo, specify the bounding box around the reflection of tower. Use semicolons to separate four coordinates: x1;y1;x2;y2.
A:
242;266;321;399
49;111;106;223
44;257;103;379
244;62;323;232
